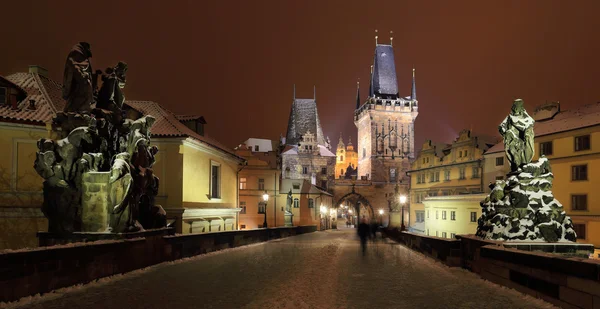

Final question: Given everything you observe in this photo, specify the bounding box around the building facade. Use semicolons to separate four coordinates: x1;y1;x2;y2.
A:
408;130;493;234
423;194;487;238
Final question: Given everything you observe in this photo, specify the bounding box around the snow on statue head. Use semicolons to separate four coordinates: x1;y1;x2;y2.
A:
477;99;577;243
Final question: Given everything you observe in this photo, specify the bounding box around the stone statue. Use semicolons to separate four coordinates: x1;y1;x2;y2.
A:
499;99;535;171
477;100;576;243
97;62;128;113
285;189;293;213
35;43;167;235
62;42;94;113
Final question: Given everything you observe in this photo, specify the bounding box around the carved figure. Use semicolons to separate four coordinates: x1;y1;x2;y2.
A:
97;62;128;112
499;99;535;171
63;42;94;113
286;189;293;213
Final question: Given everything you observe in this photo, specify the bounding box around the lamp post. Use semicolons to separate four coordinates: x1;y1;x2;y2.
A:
399;195;407;231
378;209;384;226
262;191;269;228
348;209;353;227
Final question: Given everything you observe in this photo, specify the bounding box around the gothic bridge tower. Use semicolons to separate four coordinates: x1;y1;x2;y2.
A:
354;34;418;184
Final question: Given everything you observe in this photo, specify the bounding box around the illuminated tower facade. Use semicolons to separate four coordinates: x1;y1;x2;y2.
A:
354;39;418;184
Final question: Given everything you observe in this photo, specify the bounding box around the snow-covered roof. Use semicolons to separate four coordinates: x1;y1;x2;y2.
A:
318;145;336;157
240;138;276;152
484;142;504;155
535;103;600;136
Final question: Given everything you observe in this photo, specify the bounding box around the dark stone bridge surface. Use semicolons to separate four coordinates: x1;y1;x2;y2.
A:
12;228;556;309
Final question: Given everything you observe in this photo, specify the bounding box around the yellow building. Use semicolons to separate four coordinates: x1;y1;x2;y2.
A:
482;102;600;252
423;194;487;238
125;101;246;234
335;135;358;179
0;67;56;249
407;130;493;234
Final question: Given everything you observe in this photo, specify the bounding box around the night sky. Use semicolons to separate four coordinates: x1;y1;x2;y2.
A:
1;1;599;150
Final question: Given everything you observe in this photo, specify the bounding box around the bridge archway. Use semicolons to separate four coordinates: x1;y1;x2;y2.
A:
334;188;375;226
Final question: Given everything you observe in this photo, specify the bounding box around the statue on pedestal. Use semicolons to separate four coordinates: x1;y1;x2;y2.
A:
477;99;576;242
35;42;167;235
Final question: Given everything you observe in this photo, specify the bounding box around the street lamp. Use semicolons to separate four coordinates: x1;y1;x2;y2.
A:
399;194;407;231
262;191;269;228
378;209;384;226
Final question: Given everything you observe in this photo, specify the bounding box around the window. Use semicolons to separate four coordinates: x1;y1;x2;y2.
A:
302;166;308;174
444;170;450;181
573;223;586;239
340;155;344;161
340;169;344;175
575;135;591;152
572;165;588;181
496;157;504;166
292;183;300;190
441;211;446;220
240;201;246;214
572;194;588;211
450;211;456;221
495;176;504;181
293;198;299;208
308;198;314;208
210;162;221;199
258;178;265;190
321;167;327;175
458;151;462;158
239;177;247;190
430;172;435;182
258;202;266;214
459;168;466;180
436;211;439;219
254;145;259;152
0;87;6;105
470;212;477;222
435;171;440;182
416;211;425;222
539;142;553;156
442;232;447;238
390;168;396;182
472;166;479;178
465;151;468;157
450;233;455;239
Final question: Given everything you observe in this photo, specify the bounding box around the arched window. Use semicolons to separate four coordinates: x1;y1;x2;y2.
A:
293;198;299;208
341;155;344;161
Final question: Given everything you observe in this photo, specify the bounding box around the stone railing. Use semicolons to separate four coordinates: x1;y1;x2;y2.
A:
384;230;600;309
0;225;316;303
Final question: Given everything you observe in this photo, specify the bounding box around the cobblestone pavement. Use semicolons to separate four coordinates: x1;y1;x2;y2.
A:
7;228;557;309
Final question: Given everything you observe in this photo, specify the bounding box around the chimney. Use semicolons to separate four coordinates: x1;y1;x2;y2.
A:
28;65;48;77
28;99;36;110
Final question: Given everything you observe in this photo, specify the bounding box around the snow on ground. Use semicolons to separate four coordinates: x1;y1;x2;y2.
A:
2;228;557;309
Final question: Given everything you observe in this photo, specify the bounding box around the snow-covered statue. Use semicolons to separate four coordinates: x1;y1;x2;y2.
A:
35;43;167;235
499;99;535;171
285;189;293;214
62;42;95;113
477;99;576;242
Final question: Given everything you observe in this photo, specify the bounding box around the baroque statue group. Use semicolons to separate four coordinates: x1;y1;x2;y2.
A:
34;42;167;234
477;99;576;242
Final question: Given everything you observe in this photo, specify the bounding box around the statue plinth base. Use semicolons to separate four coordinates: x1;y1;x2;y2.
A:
81;172;111;232
284;212;293;227
37;227;175;247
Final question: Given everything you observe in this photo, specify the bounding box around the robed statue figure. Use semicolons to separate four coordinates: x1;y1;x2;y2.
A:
499;99;535;172
62;42;95;113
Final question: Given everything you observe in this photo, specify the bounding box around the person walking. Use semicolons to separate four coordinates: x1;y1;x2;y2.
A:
357;218;370;255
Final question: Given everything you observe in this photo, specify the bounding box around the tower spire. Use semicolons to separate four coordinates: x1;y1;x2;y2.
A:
355;80;361;110
411;67;417;101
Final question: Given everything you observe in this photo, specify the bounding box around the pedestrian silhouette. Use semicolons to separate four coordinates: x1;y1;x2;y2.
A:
357;218;370;255
370;219;378;242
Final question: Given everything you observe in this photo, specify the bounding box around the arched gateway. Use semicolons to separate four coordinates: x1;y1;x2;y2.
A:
334;185;375;225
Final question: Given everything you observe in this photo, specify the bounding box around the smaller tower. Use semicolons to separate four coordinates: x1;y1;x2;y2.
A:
335;134;346;179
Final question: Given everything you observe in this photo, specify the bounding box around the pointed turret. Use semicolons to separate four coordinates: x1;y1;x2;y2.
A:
355;81;361;110
411;67;417;101
337;132;345;150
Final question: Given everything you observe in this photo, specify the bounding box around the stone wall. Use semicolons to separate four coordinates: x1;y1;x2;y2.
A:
0;225;317;303
385;231;600;309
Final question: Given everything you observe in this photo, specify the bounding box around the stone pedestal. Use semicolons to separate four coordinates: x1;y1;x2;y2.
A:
81;172;111;232
284;212;293;227
388;211;401;228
